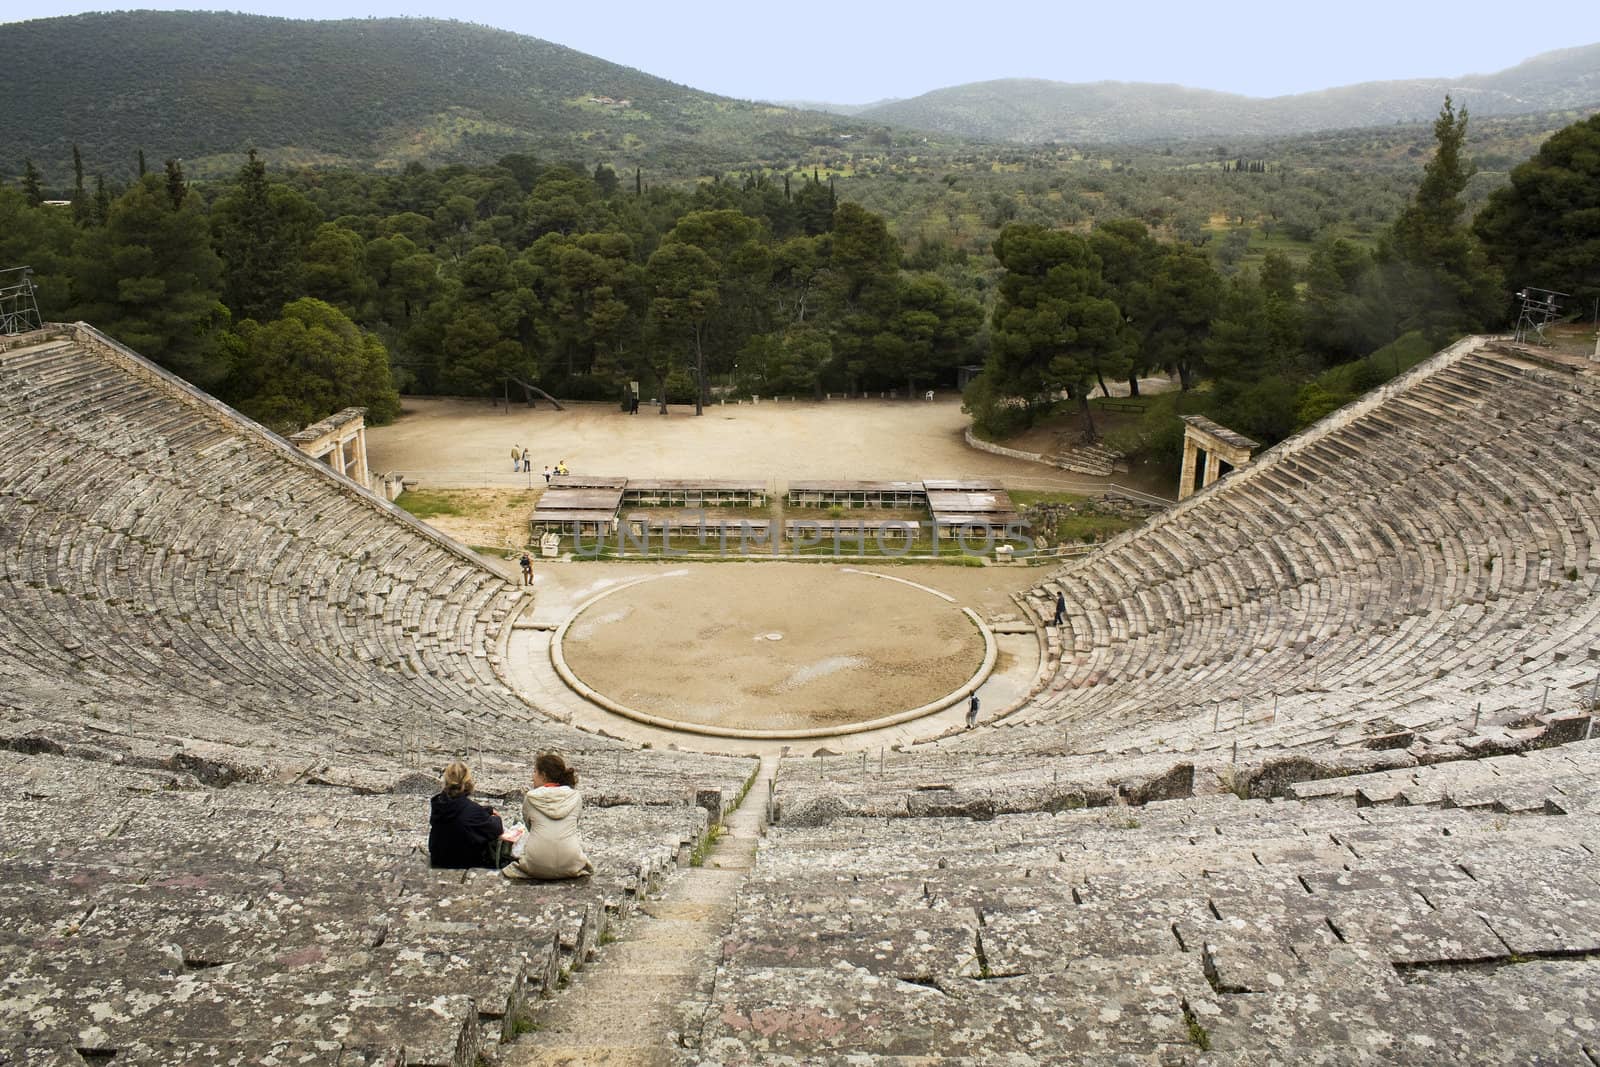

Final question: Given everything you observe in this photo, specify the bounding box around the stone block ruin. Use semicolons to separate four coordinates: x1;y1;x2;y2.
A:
4;323;1600;1063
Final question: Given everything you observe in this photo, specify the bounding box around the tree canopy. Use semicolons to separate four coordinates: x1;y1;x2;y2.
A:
1475;112;1600;310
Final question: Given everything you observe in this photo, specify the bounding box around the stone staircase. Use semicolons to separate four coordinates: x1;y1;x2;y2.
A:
1046;439;1126;477
503;757;774;1066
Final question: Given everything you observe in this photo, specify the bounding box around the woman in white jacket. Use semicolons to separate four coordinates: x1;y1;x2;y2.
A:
503;752;594;880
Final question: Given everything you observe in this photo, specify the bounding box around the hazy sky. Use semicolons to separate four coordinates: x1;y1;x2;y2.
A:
11;1;1597;104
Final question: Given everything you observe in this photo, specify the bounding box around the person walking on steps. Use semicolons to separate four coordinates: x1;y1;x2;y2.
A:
1053;591;1066;627
966;691;980;729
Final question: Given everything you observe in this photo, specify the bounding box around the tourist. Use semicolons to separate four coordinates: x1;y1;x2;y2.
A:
542;464;552;485
1053;591;1066;626
503;752;594;880
511;444;522;473
966;691;980;729
519;552;533;585
556;459;570;476
428;761;504;869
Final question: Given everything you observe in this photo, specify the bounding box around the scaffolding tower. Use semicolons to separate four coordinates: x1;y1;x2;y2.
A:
0;266;43;336
1513;286;1565;346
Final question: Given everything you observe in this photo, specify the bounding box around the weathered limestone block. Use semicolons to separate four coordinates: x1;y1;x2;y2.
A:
1117;762;1194;804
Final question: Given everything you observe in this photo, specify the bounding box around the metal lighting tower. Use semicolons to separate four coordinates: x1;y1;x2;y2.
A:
0;266;43;336
1513;286;1565;345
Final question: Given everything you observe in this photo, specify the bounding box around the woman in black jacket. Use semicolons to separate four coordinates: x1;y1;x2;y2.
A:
428;761;504;869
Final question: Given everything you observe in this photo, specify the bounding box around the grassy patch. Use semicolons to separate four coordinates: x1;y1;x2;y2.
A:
1051;513;1141;543
689;825;726;867
394;490;464;520
1008;490;1091;509
1183;1006;1212;1051
1012;491;1145;545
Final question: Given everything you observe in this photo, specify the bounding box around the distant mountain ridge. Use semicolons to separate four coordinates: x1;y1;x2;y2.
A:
850;44;1600;142
0;11;871;181
4;11;1598;184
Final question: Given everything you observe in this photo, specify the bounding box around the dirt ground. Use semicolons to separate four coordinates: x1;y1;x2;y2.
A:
558;566;988;731
366;396;1114;492
1545;322;1600;360
400;488;540;553
372;398;1066;735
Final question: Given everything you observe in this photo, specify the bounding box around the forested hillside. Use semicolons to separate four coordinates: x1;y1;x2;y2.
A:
855;44;1600;142
9;104;1587;482
0;12;880;183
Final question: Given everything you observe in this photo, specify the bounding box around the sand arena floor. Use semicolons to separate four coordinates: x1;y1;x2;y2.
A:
367;397;1075;741
364;396;1108;491
556;567;987;732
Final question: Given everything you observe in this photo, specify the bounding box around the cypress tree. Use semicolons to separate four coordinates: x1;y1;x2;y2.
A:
137;149;147;178
164;158;187;209
71;145;90;225
93;174;110;226
21;158;43;207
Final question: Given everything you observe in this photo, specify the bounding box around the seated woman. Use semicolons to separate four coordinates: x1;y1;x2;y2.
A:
428;761;504;869
503;752;594;880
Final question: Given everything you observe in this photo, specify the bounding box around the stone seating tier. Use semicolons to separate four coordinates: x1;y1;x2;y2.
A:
702;748;1600;1063
0;751;713;1066
0;326;755;798
996;341;1600;770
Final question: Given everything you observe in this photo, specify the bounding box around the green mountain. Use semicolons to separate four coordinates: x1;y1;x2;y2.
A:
855;44;1600;142
0;11;873;182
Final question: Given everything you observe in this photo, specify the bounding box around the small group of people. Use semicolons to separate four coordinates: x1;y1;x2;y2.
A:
427;753;593;880
511;447;572;483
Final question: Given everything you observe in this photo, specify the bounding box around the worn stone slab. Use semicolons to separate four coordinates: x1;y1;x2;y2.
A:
723;912;982;981
703;956;1214;1058
93;1039;354;1065
980;903;1186;972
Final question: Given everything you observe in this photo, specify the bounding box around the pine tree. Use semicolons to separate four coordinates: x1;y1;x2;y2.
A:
1475;113;1600;308
21;158;43;207
72;175;226;386
1391;96;1471;263
1385;96;1502;335
212;148;320;322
